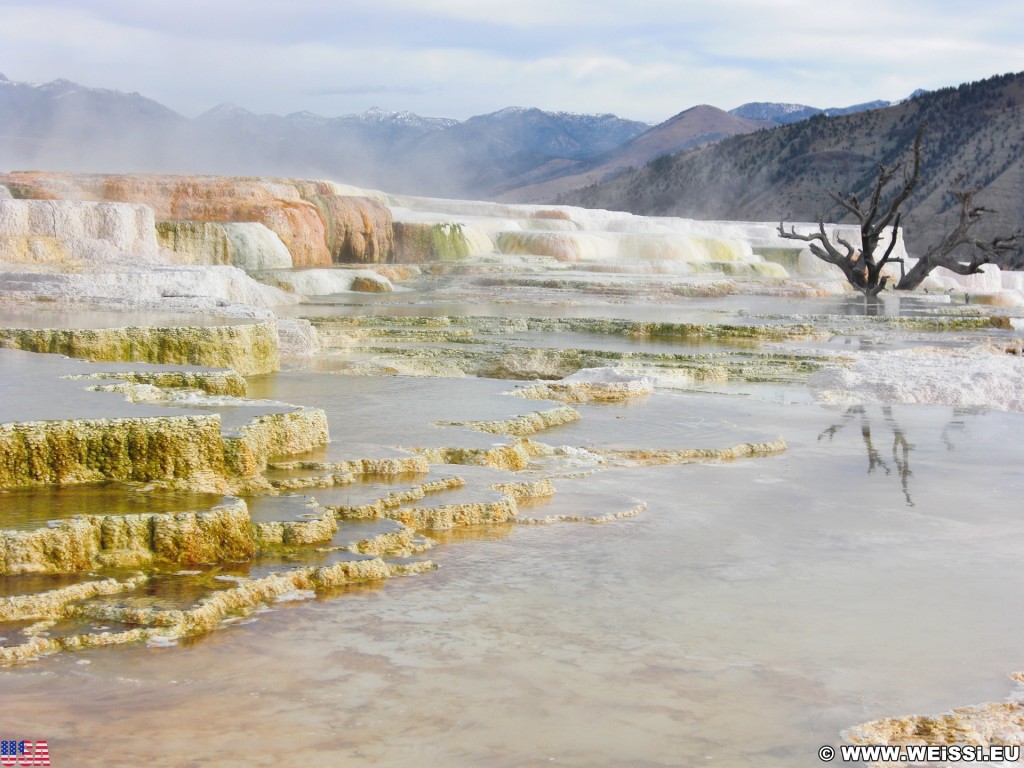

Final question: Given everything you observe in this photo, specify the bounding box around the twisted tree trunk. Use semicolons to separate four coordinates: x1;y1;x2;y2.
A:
778;127;923;296
896;179;1022;290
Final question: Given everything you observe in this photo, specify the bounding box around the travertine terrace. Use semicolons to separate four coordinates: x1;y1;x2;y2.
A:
2;171;1024;761
1;173;394;266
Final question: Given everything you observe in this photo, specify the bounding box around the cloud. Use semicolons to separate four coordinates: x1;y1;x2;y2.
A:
304;85;434;97
1;0;1023;121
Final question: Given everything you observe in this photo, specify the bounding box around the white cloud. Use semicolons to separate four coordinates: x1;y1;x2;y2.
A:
1;0;1023;121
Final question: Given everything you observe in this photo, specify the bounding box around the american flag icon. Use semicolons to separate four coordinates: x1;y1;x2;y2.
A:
0;740;50;766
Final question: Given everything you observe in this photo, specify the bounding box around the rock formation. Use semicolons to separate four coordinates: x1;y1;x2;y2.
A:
292;179;393;263
222;408;330;479
392;221;486;262
156;220;294;269
0;414;226;490
512;368;654;403
0;557;435;664
0;172;395;266
264;268;394;295
1;198;160;265
0;499;255;574
0;402;330;495
846;693;1024;764
0;319;281;375
440;405;581;435
308;314;830;383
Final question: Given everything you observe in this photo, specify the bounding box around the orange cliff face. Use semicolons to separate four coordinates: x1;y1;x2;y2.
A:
292;180;393;264
0;172;395;266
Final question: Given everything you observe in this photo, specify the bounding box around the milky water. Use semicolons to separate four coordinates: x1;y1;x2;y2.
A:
3;284;1024;767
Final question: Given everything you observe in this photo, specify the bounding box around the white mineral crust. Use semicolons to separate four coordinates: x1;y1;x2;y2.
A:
810;346;1024;411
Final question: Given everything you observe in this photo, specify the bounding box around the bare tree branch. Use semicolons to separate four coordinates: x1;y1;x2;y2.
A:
778;125;925;296
897;183;1024;290
778;220;867;289
870;130;922;238
777;123;1020;296
875;214;901;272
777;221;854;265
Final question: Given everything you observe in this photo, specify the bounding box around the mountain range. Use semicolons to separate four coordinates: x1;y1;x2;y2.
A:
1;71;888;201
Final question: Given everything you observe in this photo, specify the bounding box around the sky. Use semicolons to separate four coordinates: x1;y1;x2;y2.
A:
2;0;1024;124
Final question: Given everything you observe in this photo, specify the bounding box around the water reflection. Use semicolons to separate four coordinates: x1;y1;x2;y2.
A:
819;405;917;505
817;405;987;507
939;406;990;452
0;483;224;531
803;291;968;318
424;525;515;545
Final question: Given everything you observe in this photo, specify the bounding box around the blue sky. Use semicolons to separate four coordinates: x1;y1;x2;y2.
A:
2;0;1024;122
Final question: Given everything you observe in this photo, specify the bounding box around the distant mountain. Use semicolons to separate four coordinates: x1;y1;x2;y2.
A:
729;102;820;124
194;102;459;135
445;106;646;159
0;73;647;198
821;99;893;117
0;72;188;171
183;101;463;183
399;106;649;198
498;105;769;202
0;75;183;128
730;99;894;124
561;72;1024;266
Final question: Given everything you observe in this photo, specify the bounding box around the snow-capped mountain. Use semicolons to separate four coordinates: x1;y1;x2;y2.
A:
0;74;651;195
0;71;909;200
729;98;897;124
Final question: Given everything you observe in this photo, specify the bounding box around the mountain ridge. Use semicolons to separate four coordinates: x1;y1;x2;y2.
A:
1;71;897;200
729;99;895;124
496;104;771;202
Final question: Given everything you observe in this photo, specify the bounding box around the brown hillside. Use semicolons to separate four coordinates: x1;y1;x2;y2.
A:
497;106;769;202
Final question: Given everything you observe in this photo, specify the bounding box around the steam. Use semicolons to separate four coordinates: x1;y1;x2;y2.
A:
0;75;644;201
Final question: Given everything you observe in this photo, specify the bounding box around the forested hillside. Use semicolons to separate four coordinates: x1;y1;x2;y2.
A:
562;72;1024;266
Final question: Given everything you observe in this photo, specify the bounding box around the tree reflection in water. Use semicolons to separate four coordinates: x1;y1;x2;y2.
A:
819;405;918;506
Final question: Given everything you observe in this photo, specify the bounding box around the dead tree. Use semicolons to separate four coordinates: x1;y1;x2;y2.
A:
777;125;1023;294
895;177;1023;290
778;127;923;297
